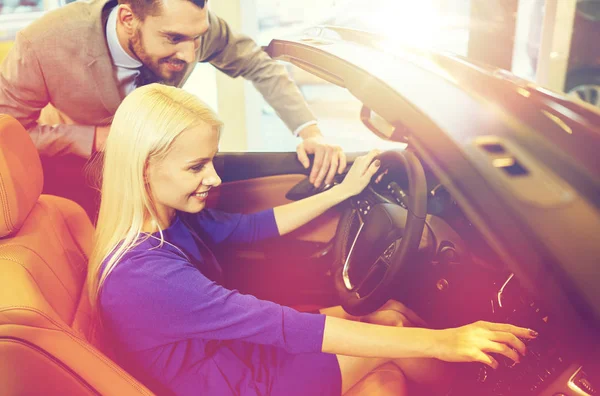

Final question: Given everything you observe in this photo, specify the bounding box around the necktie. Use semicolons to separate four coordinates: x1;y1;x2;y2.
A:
134;66;160;87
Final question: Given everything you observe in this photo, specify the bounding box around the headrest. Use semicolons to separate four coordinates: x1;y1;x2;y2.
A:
0;114;43;237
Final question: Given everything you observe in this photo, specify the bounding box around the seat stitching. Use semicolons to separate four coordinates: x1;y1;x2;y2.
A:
0;116;19;231
0;171;13;233
0;307;64;331
39;201;89;311
50;202;90;326
39;200;87;270
52;200;88;264
0;306;151;394
0;337;101;395
0;249;77;304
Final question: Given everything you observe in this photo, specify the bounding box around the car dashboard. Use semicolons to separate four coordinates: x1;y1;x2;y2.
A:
372;171;598;396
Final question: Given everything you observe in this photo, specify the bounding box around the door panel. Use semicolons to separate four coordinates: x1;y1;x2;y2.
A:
214;152;309;183
208;174;340;243
208;152;345;306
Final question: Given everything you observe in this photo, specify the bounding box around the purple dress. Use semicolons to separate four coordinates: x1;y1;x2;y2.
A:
99;209;342;395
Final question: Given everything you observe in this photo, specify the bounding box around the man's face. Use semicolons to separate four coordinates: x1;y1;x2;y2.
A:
130;0;209;84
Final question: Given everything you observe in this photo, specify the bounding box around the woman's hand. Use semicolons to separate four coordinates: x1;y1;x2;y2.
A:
431;321;538;369
338;150;382;198
273;150;381;235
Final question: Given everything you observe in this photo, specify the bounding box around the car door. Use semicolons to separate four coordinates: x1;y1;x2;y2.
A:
208;30;407;309
206;152;351;309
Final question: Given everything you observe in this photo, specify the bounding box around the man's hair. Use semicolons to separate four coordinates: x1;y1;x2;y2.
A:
118;0;207;20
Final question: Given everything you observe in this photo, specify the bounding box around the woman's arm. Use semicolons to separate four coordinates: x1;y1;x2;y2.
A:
322;316;435;358
274;150;381;236
322;316;537;368
273;184;351;236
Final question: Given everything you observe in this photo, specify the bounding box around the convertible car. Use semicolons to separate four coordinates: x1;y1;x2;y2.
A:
0;26;599;395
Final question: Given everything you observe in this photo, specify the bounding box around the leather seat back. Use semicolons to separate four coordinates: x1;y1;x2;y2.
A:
0;114;151;395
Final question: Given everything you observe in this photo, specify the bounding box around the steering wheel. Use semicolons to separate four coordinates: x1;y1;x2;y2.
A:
332;150;428;316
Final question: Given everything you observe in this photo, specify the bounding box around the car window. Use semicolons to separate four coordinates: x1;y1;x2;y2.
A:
0;0;43;15
252;0;472;153
0;0;72;61
257;79;406;153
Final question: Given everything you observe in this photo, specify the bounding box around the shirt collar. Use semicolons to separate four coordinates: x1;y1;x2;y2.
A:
106;6;143;69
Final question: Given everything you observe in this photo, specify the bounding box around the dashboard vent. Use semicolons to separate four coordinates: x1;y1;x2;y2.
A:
491;157;529;177
480;142;506;154
466;136;574;207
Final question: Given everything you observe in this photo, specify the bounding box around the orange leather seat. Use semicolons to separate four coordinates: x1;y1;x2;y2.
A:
0;114;153;395
0;114;405;395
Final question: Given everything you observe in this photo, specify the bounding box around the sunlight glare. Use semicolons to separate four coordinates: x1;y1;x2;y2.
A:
365;1;444;50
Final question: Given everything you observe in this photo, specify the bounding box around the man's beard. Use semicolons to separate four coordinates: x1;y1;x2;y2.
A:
129;29;187;86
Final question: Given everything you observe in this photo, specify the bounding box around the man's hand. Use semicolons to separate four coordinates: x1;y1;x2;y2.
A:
94;125;111;152
296;124;346;188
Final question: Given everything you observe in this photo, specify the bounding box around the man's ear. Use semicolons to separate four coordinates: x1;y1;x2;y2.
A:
117;4;139;36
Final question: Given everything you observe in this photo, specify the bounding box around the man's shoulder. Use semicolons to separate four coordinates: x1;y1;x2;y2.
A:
20;0;109;48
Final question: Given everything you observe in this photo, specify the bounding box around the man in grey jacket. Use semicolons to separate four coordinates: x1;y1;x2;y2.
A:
0;0;345;216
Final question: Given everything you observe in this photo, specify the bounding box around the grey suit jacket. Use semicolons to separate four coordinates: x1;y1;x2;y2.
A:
0;0;314;158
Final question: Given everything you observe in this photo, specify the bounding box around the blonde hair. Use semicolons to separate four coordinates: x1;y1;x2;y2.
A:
87;84;223;313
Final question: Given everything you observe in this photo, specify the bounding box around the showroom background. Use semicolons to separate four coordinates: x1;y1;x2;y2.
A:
1;0;596;152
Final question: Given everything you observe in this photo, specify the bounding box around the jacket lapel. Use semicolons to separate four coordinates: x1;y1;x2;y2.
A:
86;0;123;117
88;57;122;117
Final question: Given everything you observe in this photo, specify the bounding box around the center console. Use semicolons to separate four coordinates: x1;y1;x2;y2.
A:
450;273;597;396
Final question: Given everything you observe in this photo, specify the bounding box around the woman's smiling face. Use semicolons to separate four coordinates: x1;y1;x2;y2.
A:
146;121;221;226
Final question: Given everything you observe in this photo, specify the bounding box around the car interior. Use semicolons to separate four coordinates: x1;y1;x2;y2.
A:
1;30;600;396
0;114;411;395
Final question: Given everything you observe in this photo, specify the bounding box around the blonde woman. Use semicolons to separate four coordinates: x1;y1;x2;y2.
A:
88;84;537;396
